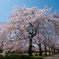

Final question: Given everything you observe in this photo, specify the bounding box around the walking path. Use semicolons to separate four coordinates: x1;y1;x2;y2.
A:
43;54;59;59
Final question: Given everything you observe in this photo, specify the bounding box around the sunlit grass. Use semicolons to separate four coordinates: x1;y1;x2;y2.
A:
0;52;58;59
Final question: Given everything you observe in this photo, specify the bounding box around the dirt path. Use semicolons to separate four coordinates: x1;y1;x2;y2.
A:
43;54;59;59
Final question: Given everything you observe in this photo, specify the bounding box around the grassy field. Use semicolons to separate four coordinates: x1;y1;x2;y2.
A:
0;52;58;59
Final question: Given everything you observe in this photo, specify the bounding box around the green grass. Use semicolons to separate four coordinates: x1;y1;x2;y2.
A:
31;54;52;59
31;52;59;59
0;53;58;59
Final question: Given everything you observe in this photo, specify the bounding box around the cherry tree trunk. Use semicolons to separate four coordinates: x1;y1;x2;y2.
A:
29;38;32;56
49;46;50;55
51;48;53;54
39;44;42;55
54;48;55;54
45;45;47;55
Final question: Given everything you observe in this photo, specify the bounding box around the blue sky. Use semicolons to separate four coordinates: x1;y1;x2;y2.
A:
0;0;59;22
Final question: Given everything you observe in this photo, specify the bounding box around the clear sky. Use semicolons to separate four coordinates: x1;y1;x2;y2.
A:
0;0;59;22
